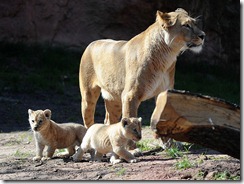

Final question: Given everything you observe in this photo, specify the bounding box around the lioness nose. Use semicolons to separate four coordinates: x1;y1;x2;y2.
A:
199;32;205;40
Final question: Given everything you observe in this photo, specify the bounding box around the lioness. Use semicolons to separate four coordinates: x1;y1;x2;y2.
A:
79;8;205;132
72;117;142;164
28;109;87;161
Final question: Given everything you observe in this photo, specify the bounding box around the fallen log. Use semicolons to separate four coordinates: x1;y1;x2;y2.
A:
156;90;240;159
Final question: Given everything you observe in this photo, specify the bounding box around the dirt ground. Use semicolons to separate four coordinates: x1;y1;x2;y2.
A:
0;92;240;181
0;129;240;181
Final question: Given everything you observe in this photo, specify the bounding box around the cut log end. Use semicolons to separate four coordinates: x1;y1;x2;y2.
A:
155;90;240;159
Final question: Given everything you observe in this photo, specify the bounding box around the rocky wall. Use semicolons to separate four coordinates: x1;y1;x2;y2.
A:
0;0;240;66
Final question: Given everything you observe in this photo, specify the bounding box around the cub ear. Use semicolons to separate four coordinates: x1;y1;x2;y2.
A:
137;117;142;129
44;109;51;119
156;10;177;29
121;118;130;128
138;117;142;123
28;109;33;115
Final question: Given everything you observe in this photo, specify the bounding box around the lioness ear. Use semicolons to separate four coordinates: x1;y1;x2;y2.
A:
28;109;33;115
175;8;188;15
44;109;51;119
156;10;177;29
122;118;130;128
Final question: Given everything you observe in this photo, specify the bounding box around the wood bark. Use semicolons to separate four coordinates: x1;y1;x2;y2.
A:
156;90;240;159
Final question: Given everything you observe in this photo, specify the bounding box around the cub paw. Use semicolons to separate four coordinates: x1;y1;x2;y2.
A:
56;152;69;158
110;159;123;165
33;156;42;161
129;148;143;157
129;158;137;163
41;156;51;161
72;153;82;162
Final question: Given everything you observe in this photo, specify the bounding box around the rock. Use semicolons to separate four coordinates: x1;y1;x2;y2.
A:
0;0;240;67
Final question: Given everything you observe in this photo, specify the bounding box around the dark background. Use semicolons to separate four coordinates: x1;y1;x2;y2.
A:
0;0;240;132
0;0;240;67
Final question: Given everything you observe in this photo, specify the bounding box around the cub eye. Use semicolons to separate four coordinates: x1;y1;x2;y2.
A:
133;128;138;133
31;120;34;123
38;120;43;124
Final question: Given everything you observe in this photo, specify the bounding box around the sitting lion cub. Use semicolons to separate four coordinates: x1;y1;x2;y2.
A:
28;109;87;161
72;117;142;164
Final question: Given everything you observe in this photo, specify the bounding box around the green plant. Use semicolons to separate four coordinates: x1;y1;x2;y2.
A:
13;149;32;158
18;132;33;143
165;147;183;158
56;148;67;154
214;171;240;180
136;139;161;152
174;156;194;170
116;167;126;176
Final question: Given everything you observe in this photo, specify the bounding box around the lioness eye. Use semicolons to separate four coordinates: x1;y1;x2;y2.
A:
183;24;191;29
133;128;137;133
39;120;43;124
32;120;34;123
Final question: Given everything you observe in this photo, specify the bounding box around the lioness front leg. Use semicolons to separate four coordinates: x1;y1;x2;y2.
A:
122;92;140;118
81;87;101;128
150;90;168;132
113;147;137;163
104;100;122;125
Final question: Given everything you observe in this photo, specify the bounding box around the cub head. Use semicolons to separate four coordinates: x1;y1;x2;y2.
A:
121;117;142;142
156;8;205;53
28;109;51;132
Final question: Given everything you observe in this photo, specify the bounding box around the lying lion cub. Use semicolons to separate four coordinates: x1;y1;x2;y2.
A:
28;109;87;161
72;117;142;164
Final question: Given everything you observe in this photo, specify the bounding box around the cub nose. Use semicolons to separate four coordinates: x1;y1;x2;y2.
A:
199;32;206;40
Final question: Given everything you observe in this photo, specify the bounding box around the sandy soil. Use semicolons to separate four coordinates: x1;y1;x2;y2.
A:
0;128;240;181
0;92;240;181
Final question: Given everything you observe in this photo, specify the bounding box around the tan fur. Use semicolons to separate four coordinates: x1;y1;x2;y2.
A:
28;109;87;161
72;117;142;164
79;8;205;131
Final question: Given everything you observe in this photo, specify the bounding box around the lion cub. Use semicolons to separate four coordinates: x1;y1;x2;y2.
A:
72;117;142;164
28;109;87;161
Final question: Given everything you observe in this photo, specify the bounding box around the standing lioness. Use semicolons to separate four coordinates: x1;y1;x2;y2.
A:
79;8;205;131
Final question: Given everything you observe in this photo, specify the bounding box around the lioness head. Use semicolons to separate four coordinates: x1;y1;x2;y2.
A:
156;8;205;53
28;109;52;132
121;117;142;142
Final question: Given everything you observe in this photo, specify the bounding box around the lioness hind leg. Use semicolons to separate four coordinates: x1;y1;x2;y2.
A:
104;100;122;125
81;87;101;128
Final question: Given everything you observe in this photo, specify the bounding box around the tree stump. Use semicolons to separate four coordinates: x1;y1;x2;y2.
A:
156;90;240;159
